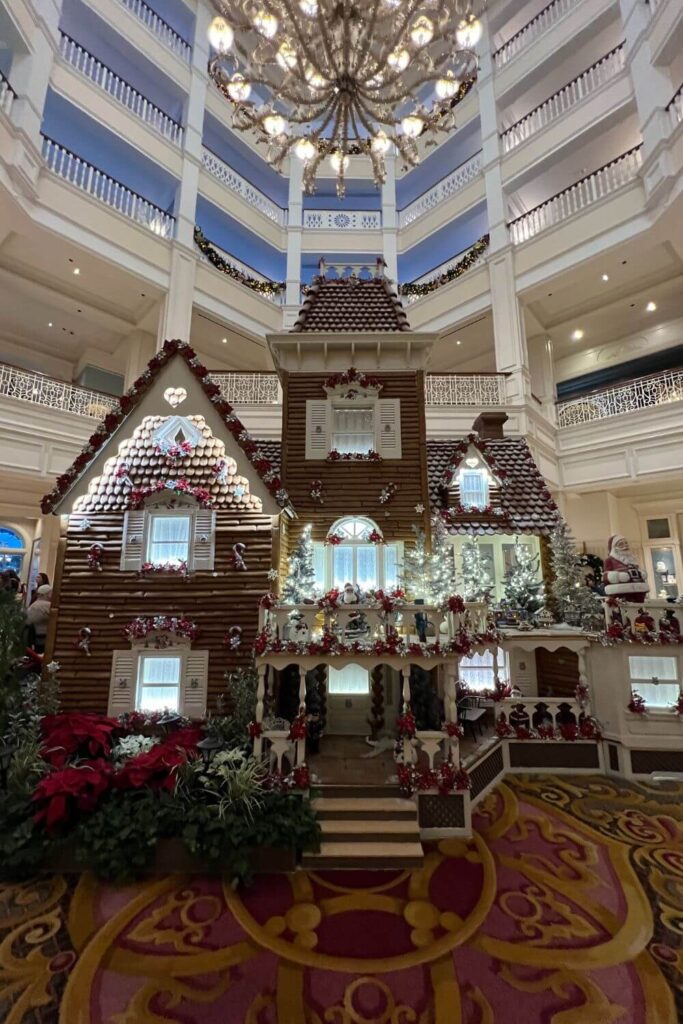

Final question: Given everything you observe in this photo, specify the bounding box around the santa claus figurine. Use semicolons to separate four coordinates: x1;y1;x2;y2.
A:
342;582;360;604
603;535;649;602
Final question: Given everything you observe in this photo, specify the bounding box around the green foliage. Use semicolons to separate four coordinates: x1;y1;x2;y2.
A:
74;790;163;884
207;669;258;749
176;748;268;822
0;590;25;688
0;791;52;877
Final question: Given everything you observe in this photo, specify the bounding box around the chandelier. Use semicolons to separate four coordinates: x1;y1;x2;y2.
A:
207;1;482;197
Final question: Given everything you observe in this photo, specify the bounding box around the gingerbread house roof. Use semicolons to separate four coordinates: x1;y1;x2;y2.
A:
426;438;559;535
290;275;411;333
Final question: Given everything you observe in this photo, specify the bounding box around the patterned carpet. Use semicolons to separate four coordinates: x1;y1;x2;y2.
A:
1;774;681;1023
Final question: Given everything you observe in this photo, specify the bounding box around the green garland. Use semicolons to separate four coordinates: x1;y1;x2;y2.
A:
399;235;490;298
194;227;285;297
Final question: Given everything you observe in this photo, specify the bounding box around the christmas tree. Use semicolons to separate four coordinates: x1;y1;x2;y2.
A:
549;519;604;626
459;534;494;602
282;524;317;602
401;520;457;603
503;539;544;618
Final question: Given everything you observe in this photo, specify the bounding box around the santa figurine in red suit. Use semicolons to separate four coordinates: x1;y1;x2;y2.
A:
603;535;649;601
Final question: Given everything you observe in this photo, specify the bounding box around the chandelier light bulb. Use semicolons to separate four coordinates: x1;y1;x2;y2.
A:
305;65;326;89
276;40;298;70
253;9;278;38
208;16;234;52
263;112;286;136
436;70;459;99
401;114;424;138
227;72;251;102
371;130;390;155
456;13;482;48
295;137;316;161
410;16;434;47
387;47;410;72
299;0;318;14
330;150;349;173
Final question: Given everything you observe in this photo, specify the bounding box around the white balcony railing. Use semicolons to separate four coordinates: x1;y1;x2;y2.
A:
210;372;282;405
0;70;15;117
508;145;642;245
493;0;577;68
59;34;183;144
398;152;482;228
197;238;285;305
118;0;191;62
303;209;382;230
557;367;683;428
42;136;175;237
501;45;625;153
201;148;286;225
0;362;119;418
668;83;683;132
425;374;507;406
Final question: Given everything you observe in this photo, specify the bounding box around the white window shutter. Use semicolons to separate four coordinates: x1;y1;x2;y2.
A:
377;399;402;458
108;650;137;715
181;650;209;718
191;510;216;570
305;400;330;460
120;510;146;571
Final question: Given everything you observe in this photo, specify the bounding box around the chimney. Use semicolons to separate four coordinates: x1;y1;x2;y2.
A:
318;256;327;278
472;412;508;440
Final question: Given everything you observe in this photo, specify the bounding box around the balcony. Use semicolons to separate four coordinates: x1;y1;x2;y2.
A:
117;0;191;62
58;33;183;145
397;151;483;231
0;69;15;117
493;0;578;69
41;136;176;238
201;147;286;227
557;366;683;428
303;210;382;230
501;46;625;154
196;235;284;305
669;83;683;132
508;146;642;245
0;362;118;419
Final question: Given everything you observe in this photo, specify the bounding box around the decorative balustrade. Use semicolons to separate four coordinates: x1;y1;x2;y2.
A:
400;235;490;304
425;373;507;406
303;209;382;230
501;45;625;152
602;598;674;633
59;34;183;144
196;235;285;304
556;367;683;427
201;148;286;225
493;0;577;68
0;362;118;418
209;371;282;405
398;152;482;227
668;83;683;131
498;696;585;731
118;0;191;61
0;69;15;116
508;145;642;244
42;136;175;237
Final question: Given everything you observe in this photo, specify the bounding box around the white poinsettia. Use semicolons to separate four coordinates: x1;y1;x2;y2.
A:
112;734;160;760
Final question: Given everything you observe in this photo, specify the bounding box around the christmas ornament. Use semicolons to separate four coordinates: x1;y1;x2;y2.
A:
114;462;133;488
232;543;247;571
213;458;229;484
627;690;647;715
75;627;92;656
224;625;242;650
414;503;425;514
123;616;200;644
79;518;91;531
309;479;324;504
379;482;398;504
87;544;104;571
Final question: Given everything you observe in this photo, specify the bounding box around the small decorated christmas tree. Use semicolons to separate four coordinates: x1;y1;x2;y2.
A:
549;519;603;627
402;520;457;603
282;524;317;602
504;539;544;619
459;534;494;602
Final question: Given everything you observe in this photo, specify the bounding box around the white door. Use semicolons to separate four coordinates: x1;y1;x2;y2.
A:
326;665;370;735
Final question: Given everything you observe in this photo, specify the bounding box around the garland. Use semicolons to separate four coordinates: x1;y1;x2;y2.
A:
154;439;194;462
326;449;382;463
442;504;507;521
129;479;214;509
139;561;189;578
627;690;647;715
495;713;602;741
123;616;200;644
253;629;499;659
323;367;382;396
194;227;285;297
398;235;490;297
42;340;290;513
397;762;471;797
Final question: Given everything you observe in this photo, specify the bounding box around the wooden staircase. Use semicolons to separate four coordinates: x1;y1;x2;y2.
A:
303;785;424;870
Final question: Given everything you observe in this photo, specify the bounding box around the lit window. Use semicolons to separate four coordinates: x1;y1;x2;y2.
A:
629;655;680;708
459;648;508;692
316;517;399;591
147;514;191;566
331;406;374;454
0;525;25;574
137;654;181;712
459;469;489;509
328;664;369;694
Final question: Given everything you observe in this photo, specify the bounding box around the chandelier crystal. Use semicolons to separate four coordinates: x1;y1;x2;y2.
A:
208;1;481;197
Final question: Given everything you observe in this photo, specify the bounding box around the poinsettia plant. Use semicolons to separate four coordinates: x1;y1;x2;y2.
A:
288;709;308;741
370;588;406;614
318;588;342;612
396;706;417;737
442;721;464;739
33;759;114;832
40;713;122;767
326;449;382;463
442;595;466;614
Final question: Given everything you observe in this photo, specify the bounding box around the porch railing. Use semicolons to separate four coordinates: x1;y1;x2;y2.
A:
501;45;625;152
493;0;577;68
118;0;191;62
668;82;683;132
508;145;642;244
303;209;382;230
499;695;585;730
201;147;286;225
210;371;282;405
425;373;507;406
59;33;183;144
0;362;118;418
196;237;285;304
0;69;15;116
42;136;175;237
556;366;683;427
397;151;482;228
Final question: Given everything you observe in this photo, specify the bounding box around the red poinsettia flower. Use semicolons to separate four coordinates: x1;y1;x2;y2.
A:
114;743;187;792
33;759;113;832
40;713;121;767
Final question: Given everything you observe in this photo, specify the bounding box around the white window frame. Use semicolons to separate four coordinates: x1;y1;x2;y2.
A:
314;516;402;591
305;397;402;459
136;650;183;713
145;509;192;567
120;502;216;572
628;653;681;710
109;645;210;717
459;647;509;692
450;535;541;604
330;400;375;455
152;415;204;449
457;467;489;509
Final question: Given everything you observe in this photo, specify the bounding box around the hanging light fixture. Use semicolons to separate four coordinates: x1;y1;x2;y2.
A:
208;0;482;197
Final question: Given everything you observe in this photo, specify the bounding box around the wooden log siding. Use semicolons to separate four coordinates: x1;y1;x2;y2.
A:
282;370;429;549
51;510;276;713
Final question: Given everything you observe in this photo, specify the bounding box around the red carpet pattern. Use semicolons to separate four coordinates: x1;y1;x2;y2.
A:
0;774;681;1023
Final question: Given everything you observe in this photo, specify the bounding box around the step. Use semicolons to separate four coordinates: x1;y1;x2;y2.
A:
302;840;424;870
320;819;420;843
316;784;402;799
312;797;417;821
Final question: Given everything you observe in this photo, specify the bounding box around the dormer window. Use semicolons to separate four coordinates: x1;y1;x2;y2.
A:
458;468;489;509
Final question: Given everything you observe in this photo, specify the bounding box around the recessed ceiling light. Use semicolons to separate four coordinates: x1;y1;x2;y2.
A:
646;301;657;312
456;339;461;346
601;274;609;282
222;337;228;344
48;322;53;327
73;267;80;275
571;329;584;341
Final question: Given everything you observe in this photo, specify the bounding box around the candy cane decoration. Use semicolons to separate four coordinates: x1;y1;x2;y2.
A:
232;543;247;571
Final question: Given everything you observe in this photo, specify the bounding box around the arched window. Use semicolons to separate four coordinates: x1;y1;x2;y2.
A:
0;527;26;574
314;516;400;592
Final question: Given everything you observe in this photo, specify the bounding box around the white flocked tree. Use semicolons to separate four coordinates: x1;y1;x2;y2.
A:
549;518;603;627
459;534;494;602
282;524;317;602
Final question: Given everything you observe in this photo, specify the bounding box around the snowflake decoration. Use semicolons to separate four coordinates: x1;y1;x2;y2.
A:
267;568;279;581
414;503;425;514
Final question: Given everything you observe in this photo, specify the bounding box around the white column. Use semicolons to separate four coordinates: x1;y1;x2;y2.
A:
381;154;398;283
284;156;303;325
528;335;556;421
477;12;506;254
157;248;197;345
122;332;157;388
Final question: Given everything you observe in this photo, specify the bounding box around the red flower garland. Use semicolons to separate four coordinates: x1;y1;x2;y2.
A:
628;690;648;715
396;708;417;737
326;449;382;463
288;710;308;741
122;616;200;644
129;479;213;510
442;595;465;614
323;367;382;394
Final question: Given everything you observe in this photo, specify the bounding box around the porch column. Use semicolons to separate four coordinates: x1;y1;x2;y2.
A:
492;646;500;690
443;662;458;724
297;664;307;764
253;664;268;759
577;648;591;715
368;664;385;740
400;666;411;707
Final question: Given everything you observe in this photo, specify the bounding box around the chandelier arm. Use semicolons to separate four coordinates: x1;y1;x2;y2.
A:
313;3;343;81
350;0;383;78
278;0;326;75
